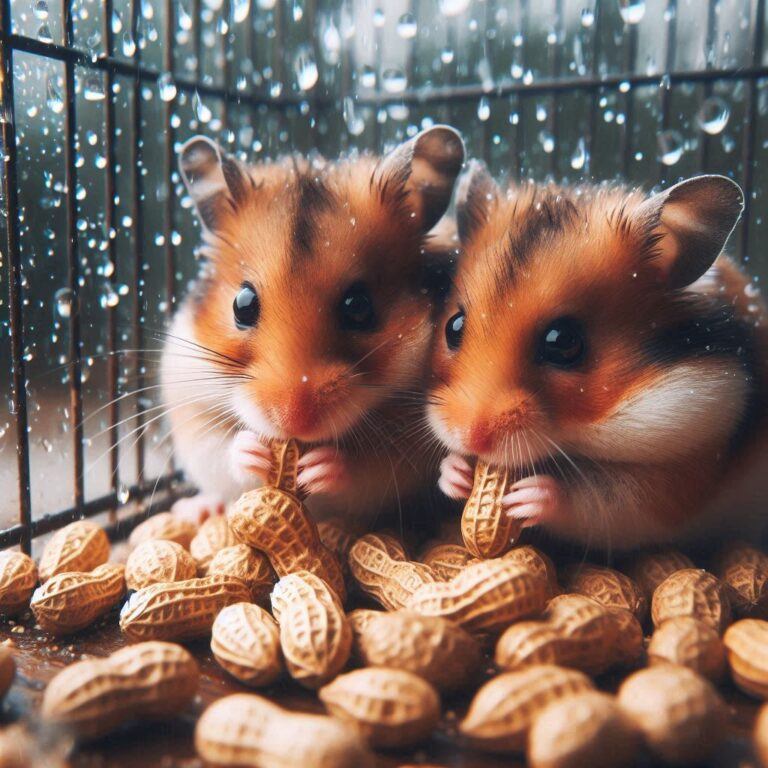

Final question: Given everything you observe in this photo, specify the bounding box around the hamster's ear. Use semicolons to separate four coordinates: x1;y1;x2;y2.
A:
636;174;744;289
455;160;501;243
179;136;250;232
378;125;465;232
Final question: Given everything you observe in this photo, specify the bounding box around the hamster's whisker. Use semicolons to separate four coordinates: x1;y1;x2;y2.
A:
152;329;245;369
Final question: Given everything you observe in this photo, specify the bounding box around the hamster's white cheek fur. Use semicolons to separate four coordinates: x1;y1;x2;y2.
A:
231;389;278;439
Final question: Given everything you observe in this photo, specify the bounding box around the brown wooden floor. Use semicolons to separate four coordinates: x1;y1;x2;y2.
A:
0;609;762;767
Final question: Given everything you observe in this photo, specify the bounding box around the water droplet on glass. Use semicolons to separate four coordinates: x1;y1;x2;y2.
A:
439;0;470;16
178;3;192;31
397;13;417;39
570;137;587;170
580;8;595;27
233;0;250;22
117;484;130;504
619;0;645;24
294;46;318;91
522;69;534;85
292;0;303;21
54;288;74;319
203;0;223;9
619;80;631;93
657;129;684;165
111;9;123;34
539;130;555;153
343;97;366;136
477;97;490;121
33;0;49;20
122;31;136;57
141;0;154;19
536;103;547;122
696;96;730;135
99;284;120;308
382;67;407;94
37;23;53;43
46;76;64;114
193;91;212;122
83;75;105;101
257;0;276;8
360;65;376;88
441;47;455;64
157;72;177;101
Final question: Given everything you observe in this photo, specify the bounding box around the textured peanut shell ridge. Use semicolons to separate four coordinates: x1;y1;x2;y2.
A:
714;543;768;619
502;546;559;597
268;438;302;496
421;543;474;581
228;487;346;602
125;540;197;591
128;512;197;551
356;610;482;692
317;519;356;564
189;515;237;573
461;462;520;559
565;565;646;620
617;665;726;765
528;691;640;768
723;618;768;698
755;703;768;768
31;563;126;636
648;617;726;681
406;558;548;634
119;575;251;641
270;571;351;689
208;544;276;606
39;520;110;582
651;569;732;634
0;551;38;614
194;693;373;768
459;665;594;753
41;641;198;739
319;668;441;748
626;549;695;601
211;602;282;687
0;646;15;700
495;622;568;672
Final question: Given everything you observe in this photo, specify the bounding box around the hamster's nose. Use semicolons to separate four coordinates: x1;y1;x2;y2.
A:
466;421;495;455
279;384;320;437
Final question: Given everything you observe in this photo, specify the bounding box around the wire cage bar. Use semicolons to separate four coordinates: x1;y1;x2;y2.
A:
0;0;766;554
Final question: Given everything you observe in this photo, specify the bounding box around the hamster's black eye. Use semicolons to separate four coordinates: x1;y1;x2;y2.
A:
233;283;260;329
539;317;585;368
338;283;376;332
445;310;465;350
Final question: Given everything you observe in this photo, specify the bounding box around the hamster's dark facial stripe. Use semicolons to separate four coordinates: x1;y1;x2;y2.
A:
291;172;336;258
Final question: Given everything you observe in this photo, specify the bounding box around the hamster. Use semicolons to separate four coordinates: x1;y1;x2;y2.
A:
429;162;768;551
162;126;465;527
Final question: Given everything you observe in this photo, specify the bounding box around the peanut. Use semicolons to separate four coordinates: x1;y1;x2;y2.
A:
124;539;197;590
459;665;594;753
461;461;520;559
625;548;695;601
502;546;559;597
714;542;768;619
128;511;197;551
528;691;640;768
617;665;726;765
317;518;356;576
229;487;346;602
190;514;237;573
407;557;548;634
348;534;436;611
31;563;125;635
420;543;473;581
0;646;15;700
347;608;382;637
42;641;198;739
267;438;302;495
723;618;768;699
353;610;482;692
0;551;37;615
211;602;282;687
270;571;351;689
39;520;109;582
648;617;726;681
754;703;768;768
195;693;372;768
564;564;646;620
651;568;732;634
119;575;250;641
319;668;440;748
208;544;276;605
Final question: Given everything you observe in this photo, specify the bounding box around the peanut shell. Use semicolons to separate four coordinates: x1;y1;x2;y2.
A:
39;520;109;582
0;551;37;615
648;617;726;681
754;703;768;768
564;564;646;620
208;544;276;605
128;512;196;551
723;618;768;699
267;438;301;494
625;549;695;601
190;515;236;573
651;568;732;634
714;542;768;619
125;539;197;590
420;543;473;581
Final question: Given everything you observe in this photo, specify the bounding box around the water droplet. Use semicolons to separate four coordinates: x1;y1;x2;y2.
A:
37;23;53;43
54;288;74;319
177;3;192;31
111;9;123;34
99;284;120;308
382;67;407;94
441;47;455;65
619;0;645;24
570;138;587;170
580;8;595;27
619;80;631;93
117;484;130;504
193;91;212;123
233;0;250;22
439;0;470;16
657;129;684;165
343;97;366;136
257;0;276;8
33;0;49;20
360;65;376;88
157;72;177;101
294;46;318;91
141;0;154;19
536;103;547;122
203;0;223;9
477;97;490;122
397;13;417;39
46;76;64;114
539;130;555;153
83;75;105;101
696;96;730;135
122;31;136;57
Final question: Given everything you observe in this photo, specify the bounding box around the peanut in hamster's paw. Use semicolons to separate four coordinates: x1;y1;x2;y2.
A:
501;474;562;529
171;494;225;526
438;452;474;500
229;430;274;484
297;446;349;496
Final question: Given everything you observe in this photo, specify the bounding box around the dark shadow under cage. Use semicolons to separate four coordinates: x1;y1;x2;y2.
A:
0;0;766;554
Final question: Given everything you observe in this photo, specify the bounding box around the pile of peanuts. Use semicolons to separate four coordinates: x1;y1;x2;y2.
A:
1;442;768;767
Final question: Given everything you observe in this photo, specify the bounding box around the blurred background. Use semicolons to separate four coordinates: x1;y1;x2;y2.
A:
1;0;766;550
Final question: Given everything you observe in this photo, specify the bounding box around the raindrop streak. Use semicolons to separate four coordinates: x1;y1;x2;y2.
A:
193;91;212;123
570;138;587;170
657;129;684;166
539;130;555;153
580;8;595;27
46;77;64;114
100;284;120;309
397;13;417;39
54;288;74;319
122;31;136;57
117;484;130;504
343;97;366;136
439;0;470;16
697;96;730;135
360;65;376;88
158;72;177;102
33;0;49;20
83;76;105;101
233;0;250;22
257;0;276;8
477;97;490;122
177;3;192;31
294;46;319;91
382;68;407;94
111;10;123;34
38;24;53;43
619;0;646;24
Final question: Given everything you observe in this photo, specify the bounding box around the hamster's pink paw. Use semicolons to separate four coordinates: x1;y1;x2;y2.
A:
502;474;562;529
171;494;224;526
230;430;273;483
297;446;349;495
438;452;474;500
